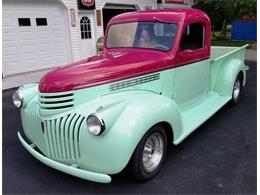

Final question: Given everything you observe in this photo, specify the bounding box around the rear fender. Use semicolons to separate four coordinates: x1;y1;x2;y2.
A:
214;59;246;96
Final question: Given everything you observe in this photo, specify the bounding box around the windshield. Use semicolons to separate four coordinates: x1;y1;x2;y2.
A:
106;22;178;51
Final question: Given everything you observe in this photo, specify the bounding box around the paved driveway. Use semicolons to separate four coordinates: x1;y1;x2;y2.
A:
3;60;256;194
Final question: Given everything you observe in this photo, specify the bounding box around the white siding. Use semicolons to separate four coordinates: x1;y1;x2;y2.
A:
61;0;81;61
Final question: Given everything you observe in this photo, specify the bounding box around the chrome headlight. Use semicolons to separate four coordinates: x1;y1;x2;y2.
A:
12;90;23;108
86;113;105;136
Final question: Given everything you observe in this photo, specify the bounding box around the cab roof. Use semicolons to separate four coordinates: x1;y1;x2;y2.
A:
109;8;209;24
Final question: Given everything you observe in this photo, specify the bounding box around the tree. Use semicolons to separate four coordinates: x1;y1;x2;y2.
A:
193;0;256;31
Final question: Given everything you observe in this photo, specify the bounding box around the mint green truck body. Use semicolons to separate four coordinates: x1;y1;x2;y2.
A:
17;44;248;183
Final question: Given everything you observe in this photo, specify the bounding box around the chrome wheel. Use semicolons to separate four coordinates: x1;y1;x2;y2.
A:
233;79;241;101
142;132;164;173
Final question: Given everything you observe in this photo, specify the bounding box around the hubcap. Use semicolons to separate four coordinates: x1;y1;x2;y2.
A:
142;132;164;173
233;79;241;101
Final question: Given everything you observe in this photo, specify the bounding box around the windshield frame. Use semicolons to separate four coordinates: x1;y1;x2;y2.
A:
105;21;178;52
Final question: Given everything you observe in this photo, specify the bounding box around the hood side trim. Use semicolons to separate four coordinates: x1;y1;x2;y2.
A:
109;73;160;92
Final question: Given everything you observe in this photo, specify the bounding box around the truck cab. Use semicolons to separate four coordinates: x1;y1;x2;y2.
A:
14;9;248;183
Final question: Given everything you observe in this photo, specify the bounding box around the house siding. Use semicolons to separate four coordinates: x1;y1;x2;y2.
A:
61;0;81;61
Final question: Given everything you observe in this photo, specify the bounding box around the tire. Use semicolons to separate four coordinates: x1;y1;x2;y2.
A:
230;74;242;105
128;125;167;181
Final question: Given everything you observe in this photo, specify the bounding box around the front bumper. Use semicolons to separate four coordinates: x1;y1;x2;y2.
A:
18;131;112;183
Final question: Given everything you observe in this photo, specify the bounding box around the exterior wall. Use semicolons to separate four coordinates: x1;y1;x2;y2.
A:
61;0;81;61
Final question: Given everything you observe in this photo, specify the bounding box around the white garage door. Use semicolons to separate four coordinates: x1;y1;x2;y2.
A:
3;0;71;76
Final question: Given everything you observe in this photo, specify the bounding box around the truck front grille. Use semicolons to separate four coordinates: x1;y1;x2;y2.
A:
42;114;85;161
22;97;84;162
39;92;74;110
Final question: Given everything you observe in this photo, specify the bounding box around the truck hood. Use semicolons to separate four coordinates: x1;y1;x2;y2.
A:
39;49;170;93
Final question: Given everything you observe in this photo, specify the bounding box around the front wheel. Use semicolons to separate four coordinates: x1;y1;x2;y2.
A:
128;125;167;181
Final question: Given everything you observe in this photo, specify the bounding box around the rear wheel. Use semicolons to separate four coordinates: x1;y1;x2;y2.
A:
128;125;167;181
230;74;242;105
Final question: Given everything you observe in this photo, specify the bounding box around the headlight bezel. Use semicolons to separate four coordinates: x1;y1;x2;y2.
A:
86;113;106;136
12;90;23;108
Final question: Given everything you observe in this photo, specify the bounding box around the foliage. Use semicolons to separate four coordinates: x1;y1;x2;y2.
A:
212;40;256;50
193;0;256;31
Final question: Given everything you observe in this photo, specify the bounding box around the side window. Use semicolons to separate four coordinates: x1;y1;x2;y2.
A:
154;23;178;50
80;16;92;39
180;23;205;51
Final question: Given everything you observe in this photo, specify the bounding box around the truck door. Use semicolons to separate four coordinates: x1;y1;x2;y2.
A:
173;22;210;110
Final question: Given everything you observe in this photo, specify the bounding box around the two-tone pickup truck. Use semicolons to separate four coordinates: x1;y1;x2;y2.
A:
13;9;249;183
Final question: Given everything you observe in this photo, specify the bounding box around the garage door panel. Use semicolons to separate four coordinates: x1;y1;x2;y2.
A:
3;48;17;56
39;45;51;51
2;33;16;42
3;55;17;63
54;38;66;42
38;58;52;66
37;34;50;40
19;33;35;40
3;0;71;76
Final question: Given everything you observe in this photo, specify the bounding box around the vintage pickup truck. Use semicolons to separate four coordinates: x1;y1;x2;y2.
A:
14;9;248;183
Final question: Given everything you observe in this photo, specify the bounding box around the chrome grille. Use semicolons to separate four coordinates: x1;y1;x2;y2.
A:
39;92;74;110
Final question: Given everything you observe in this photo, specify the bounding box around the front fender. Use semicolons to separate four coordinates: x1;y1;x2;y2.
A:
77;91;183;174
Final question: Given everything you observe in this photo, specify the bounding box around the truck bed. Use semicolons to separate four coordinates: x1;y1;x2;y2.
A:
174;45;248;144
210;45;248;62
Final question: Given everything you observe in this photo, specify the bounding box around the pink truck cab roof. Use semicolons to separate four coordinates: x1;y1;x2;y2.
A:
107;8;209;24
39;9;211;93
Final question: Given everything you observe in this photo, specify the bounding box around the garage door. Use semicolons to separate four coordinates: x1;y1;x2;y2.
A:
3;0;71;76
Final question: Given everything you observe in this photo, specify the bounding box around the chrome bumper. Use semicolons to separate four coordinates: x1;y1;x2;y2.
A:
17;131;111;183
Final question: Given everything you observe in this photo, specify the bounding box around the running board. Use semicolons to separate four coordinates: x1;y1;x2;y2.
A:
174;93;231;144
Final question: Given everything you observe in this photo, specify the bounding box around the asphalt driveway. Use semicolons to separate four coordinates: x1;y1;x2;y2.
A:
3;60;256;194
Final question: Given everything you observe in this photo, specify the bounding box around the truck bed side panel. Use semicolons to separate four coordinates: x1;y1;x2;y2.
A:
210;45;248;96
